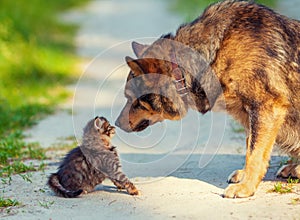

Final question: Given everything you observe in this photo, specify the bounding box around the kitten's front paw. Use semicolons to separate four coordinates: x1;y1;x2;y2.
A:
113;180;125;190
126;183;140;196
128;186;140;196
223;183;255;198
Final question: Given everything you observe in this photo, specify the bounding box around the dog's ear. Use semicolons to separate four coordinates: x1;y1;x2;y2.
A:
132;41;149;58
125;56;144;77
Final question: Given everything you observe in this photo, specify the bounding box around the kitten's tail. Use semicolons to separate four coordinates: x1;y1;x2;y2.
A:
48;173;83;198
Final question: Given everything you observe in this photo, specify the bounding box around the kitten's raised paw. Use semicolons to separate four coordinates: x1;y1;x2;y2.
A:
125;183;140;196
128;187;140;196
112;180;125;190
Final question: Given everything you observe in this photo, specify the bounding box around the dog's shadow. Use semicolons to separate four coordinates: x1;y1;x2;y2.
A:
121;153;287;189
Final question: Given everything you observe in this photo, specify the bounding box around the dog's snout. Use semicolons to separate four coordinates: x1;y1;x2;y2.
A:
115;118;121;128
115;118;133;132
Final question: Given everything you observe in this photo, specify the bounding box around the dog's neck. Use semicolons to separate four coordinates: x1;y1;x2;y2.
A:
170;52;188;97
170;50;212;113
170;51;193;113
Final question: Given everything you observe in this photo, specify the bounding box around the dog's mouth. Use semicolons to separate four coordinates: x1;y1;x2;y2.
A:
133;120;150;132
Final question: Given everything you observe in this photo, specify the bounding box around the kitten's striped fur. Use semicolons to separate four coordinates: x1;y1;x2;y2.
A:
48;116;139;198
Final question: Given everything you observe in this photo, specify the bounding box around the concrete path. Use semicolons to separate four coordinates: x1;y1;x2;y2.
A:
2;0;300;219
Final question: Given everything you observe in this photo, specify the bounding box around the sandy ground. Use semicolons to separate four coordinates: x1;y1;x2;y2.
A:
2;0;300;219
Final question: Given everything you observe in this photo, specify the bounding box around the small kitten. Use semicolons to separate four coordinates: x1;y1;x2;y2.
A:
48;116;139;198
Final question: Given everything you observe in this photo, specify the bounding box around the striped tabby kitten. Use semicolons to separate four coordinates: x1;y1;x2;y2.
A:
48;116;139;198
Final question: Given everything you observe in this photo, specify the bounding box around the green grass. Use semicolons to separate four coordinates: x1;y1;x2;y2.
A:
272;182;293;194
0;0;89;180
290;198;300;205
171;0;279;21
268;177;299;194
38;200;55;209
0;197;20;208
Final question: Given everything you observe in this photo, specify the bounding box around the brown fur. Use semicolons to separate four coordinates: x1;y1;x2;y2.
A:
116;0;300;198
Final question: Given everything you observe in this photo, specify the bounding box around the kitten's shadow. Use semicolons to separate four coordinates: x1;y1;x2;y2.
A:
94;185;128;195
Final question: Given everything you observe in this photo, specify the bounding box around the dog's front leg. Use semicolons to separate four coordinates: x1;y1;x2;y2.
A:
223;101;287;198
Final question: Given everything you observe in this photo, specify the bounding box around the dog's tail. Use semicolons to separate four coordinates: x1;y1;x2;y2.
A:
48;173;83;198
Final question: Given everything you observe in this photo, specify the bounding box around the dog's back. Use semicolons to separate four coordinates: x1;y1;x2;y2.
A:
206;1;300;155
175;0;300;155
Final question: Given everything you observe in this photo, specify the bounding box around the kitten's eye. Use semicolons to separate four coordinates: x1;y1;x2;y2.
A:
102;122;109;129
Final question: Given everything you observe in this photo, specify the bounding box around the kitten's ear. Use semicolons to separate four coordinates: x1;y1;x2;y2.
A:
94;117;103;131
132;41;149;58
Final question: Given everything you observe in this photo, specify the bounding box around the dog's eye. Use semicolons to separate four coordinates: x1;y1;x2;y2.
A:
139;104;148;111
132;100;149;111
139;101;151;111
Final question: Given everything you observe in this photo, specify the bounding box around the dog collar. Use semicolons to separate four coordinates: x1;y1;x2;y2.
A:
170;52;189;97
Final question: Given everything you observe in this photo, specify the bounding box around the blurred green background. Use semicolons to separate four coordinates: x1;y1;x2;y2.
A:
0;0;279;179
0;0;290;208
0;0;88;177
171;0;278;21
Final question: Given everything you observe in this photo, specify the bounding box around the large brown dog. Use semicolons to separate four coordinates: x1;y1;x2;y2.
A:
115;0;300;198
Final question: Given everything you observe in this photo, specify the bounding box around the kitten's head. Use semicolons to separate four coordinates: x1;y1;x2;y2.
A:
83;116;116;139
94;116;116;138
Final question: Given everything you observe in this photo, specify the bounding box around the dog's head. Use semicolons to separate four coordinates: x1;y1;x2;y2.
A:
115;40;189;132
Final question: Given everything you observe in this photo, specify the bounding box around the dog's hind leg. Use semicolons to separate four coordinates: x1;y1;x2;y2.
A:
224;100;288;198
277;162;300;179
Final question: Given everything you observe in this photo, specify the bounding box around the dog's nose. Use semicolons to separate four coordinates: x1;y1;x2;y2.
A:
115;119;120;128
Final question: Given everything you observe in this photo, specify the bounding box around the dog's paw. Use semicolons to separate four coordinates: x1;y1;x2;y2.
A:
223;183;255;198
227;169;245;183
276;164;300;179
